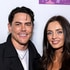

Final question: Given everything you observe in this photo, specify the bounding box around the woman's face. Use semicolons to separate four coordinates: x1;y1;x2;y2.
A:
47;21;64;49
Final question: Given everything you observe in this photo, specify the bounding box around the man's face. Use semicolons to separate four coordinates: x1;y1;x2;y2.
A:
8;13;33;48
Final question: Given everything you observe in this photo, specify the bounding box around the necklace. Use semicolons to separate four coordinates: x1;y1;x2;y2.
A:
17;49;28;60
21;50;27;60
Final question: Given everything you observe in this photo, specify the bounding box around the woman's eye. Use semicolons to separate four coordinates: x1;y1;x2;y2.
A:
57;31;63;34
47;31;52;35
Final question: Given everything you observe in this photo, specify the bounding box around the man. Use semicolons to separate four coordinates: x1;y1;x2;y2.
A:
0;6;41;70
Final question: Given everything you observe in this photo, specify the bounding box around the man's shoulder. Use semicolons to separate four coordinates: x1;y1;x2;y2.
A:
0;42;6;47
0;42;7;53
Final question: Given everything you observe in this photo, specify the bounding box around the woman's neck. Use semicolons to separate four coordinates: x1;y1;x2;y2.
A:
48;48;63;70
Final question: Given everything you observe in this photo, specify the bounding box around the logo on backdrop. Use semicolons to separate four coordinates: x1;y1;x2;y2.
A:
39;0;70;5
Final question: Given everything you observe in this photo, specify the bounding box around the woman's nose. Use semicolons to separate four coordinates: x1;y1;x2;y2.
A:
52;33;57;39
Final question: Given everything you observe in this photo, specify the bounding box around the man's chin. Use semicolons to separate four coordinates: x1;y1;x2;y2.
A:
19;41;28;46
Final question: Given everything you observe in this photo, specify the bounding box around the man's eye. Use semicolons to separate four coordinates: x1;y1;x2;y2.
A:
15;23;21;25
16;23;20;25
25;23;32;26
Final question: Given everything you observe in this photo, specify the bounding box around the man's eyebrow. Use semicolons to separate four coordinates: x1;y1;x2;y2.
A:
15;21;22;23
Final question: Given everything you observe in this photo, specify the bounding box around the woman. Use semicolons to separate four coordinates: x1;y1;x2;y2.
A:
41;15;70;70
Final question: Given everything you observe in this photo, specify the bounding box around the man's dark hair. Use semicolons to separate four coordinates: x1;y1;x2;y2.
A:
8;6;34;25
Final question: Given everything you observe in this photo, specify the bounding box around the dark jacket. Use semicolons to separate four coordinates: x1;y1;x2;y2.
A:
0;34;41;70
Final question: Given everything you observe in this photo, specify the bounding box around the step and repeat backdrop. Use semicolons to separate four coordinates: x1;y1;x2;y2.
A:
0;0;70;55
39;0;70;4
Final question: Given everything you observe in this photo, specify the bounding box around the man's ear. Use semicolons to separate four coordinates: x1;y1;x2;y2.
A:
8;23;12;33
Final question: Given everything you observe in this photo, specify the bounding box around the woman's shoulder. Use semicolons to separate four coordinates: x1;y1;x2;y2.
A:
60;57;70;70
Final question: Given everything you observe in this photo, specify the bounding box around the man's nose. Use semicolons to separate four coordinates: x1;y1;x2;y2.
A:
21;24;26;31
